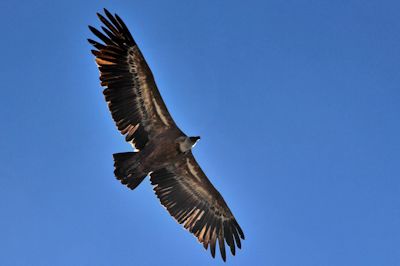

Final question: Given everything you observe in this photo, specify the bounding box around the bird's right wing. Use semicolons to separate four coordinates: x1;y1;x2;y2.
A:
88;9;182;150
150;152;245;261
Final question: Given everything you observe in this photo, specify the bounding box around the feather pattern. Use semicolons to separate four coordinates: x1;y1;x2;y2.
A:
150;152;245;261
88;9;180;150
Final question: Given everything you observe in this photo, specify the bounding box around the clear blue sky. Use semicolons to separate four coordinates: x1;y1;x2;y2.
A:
1;1;399;265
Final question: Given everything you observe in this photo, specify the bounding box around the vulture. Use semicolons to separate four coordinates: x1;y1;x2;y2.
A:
88;9;244;261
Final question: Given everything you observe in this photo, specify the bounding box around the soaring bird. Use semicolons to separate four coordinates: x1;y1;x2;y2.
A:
88;9;244;261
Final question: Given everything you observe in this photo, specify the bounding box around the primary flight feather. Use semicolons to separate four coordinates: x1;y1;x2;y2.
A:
88;9;244;261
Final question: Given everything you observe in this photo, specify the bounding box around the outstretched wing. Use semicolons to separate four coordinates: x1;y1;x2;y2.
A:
150;152;245;261
88;9;180;150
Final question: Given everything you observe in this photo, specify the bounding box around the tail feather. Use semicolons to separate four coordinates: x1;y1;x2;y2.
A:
113;152;147;190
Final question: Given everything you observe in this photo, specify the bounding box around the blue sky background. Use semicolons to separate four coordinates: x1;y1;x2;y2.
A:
1;1;399;265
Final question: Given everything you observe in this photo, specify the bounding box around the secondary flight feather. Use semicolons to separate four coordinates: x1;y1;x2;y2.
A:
88;9;244;261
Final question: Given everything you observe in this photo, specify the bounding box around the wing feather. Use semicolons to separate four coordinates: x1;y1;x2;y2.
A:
89;9;180;150
150;152;244;261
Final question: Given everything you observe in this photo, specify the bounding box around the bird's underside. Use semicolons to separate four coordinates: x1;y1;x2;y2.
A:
88;8;244;261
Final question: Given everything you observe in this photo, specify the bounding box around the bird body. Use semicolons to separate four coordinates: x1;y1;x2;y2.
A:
114;130;197;186
88;9;244;261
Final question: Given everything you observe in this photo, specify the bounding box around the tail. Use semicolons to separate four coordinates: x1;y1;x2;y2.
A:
113;152;147;190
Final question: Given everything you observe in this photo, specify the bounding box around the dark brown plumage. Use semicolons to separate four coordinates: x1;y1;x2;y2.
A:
88;9;244;261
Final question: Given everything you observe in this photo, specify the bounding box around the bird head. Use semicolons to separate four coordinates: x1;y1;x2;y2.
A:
177;136;201;152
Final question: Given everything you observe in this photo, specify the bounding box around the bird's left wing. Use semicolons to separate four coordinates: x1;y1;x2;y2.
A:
88;9;181;150
150;152;245;261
